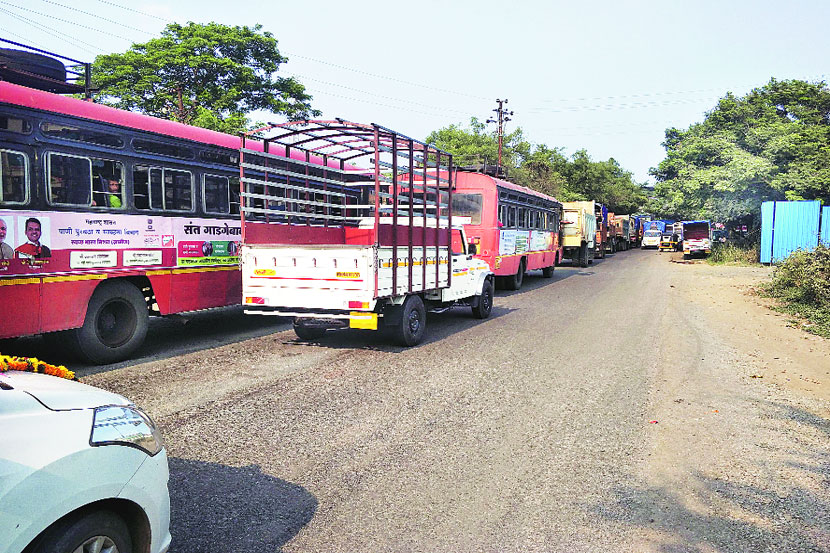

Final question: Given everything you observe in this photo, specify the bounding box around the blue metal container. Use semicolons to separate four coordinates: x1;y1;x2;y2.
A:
822;206;830;247
761;201;821;263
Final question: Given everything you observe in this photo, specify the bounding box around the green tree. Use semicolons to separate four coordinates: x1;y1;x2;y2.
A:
426;117;528;168
92;22;320;134
650;79;830;224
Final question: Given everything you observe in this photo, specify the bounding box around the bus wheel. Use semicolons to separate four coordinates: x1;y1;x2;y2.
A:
393;295;426;347
69;281;149;364
471;279;494;319
506;260;525;290
542;264;555;278
293;320;326;341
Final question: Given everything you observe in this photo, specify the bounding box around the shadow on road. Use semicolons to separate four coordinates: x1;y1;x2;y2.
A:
285;305;518;352
168;457;316;553
3;306;291;377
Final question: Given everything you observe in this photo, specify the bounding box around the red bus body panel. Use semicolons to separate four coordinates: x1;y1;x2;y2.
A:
453;171;562;277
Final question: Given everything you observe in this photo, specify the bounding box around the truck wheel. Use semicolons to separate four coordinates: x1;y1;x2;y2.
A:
471;279;494;319
506;260;525;290
579;244;589;268
541;264;555;278
393;295;426;346
293;320;326;341
66;281;149;364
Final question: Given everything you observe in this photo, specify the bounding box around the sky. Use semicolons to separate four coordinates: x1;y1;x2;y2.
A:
1;0;829;183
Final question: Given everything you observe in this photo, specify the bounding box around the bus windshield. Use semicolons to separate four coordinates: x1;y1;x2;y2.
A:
452;193;483;225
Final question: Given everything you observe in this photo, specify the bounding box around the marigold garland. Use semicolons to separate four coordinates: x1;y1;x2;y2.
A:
0;354;76;381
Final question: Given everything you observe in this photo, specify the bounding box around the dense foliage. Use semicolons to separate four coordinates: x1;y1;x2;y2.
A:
650;79;830;224
762;245;830;337
426;118;647;213
92;22;319;134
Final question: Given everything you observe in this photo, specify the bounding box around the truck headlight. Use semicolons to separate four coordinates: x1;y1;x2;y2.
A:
90;405;165;456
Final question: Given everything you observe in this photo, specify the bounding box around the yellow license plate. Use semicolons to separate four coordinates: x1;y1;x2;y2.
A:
349;312;378;330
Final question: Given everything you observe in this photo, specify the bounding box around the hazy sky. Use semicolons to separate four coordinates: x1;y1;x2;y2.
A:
2;0;828;182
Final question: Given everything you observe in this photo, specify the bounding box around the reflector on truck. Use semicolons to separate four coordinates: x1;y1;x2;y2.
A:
349;312;378;330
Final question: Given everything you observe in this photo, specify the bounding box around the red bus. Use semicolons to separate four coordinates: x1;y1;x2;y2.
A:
451;168;563;289
0;45;334;363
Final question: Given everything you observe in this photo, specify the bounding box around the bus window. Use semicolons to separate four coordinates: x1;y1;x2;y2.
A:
0;115;31;134
133;139;193;160
204;174;231;214
41;122;124;148
48;152;92;206
164;170;193;211
134;166;192;211
507;205;516;228
0;150;28;205
451;193;483;225
91;159;124;209
518;207;527;229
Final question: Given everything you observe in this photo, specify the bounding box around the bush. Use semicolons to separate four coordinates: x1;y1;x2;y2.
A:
707;242;760;265
761;244;830;338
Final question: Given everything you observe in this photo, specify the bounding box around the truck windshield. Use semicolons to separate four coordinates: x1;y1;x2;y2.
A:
452;193;483;225
645;230;661;237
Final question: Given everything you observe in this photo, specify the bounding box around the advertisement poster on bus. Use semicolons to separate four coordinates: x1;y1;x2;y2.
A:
0;211;240;276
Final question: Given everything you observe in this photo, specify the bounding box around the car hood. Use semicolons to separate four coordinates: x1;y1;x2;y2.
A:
0;371;131;411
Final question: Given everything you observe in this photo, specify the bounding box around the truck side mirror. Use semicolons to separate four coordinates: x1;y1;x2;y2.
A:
467;243;478;255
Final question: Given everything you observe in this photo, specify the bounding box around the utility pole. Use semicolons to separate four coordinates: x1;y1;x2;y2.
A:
486;98;513;168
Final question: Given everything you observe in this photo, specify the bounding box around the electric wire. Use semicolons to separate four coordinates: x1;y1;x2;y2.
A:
0;0;133;41
39;0;156;36
0;6;104;55
94;0;170;22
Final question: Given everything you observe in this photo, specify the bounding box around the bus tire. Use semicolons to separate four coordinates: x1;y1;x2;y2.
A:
393;295;426;347
506;260;525;290
68;281;149;364
579;244;589;268
471;279;494;319
293;320;326;341
542;264;555;278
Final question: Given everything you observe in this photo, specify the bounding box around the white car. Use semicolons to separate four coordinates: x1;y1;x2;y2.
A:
0;371;171;553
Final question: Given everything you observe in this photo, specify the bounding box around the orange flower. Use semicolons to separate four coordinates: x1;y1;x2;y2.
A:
0;354;76;381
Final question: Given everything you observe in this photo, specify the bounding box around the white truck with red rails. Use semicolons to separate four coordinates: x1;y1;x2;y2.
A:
238;121;494;346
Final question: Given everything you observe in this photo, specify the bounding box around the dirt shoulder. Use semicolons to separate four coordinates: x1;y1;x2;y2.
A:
667;258;830;409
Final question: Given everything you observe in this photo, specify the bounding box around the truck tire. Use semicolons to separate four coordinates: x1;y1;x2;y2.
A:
65;281;149;364
393;295;426;347
293;320;326;341
579;244;589;268
505;260;525;290
541;263;555;278
471;279;494;319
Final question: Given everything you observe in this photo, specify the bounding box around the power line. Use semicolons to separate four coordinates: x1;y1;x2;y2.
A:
282;51;493;101
0;1;132;41
0;6;104;55
288;73;476;115
39;0;156;36
94;0;170;22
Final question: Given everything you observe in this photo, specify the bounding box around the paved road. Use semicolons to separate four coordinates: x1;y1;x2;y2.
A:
83;249;830;552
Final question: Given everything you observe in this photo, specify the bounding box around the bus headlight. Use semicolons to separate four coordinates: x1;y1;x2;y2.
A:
90;405;164;456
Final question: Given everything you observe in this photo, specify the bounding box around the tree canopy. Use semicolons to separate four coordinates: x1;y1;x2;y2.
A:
92;22;320;134
649;79;830;223
426;118;647;213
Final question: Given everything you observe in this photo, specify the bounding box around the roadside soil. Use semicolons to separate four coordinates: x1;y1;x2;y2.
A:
668;255;830;406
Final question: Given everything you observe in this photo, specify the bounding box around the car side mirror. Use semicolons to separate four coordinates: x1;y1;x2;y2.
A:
467;243;478;255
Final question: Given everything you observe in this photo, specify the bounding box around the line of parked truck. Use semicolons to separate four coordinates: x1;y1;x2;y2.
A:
561;202;658;267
